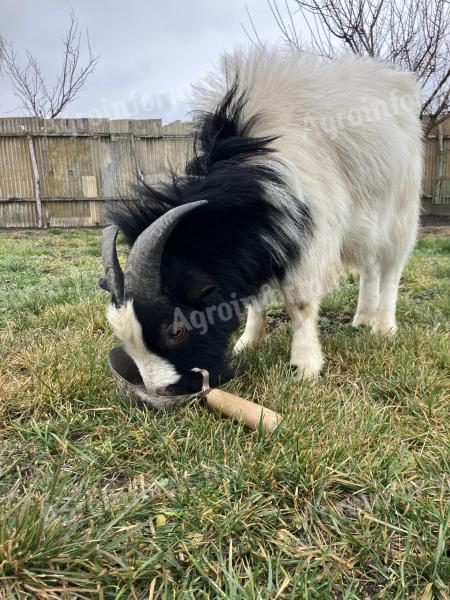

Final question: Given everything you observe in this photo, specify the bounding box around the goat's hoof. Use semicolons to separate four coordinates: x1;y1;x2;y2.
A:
289;358;323;380
233;334;266;355
352;313;375;328
233;337;252;355
372;322;397;336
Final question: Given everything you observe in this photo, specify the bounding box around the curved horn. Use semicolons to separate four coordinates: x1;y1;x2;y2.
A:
124;200;208;300
101;225;124;305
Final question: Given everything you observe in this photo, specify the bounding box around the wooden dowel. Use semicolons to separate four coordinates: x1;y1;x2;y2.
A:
205;388;282;433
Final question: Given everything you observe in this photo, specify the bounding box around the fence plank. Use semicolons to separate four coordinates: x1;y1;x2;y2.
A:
27;135;43;227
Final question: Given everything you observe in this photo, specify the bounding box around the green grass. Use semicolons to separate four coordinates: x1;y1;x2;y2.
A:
0;229;449;599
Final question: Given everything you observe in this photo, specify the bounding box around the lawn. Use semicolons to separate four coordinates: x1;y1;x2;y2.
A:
0;229;448;599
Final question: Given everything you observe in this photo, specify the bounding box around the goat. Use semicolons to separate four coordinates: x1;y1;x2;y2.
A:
101;47;422;397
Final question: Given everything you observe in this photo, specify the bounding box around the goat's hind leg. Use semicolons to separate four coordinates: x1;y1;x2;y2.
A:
352;262;380;328
373;258;404;335
352;258;402;335
372;182;419;335
373;220;417;335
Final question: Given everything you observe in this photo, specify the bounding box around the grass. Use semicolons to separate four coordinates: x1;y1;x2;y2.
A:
0;229;449;599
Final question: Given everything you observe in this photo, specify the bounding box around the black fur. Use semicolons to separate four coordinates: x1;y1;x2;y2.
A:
106;82;312;395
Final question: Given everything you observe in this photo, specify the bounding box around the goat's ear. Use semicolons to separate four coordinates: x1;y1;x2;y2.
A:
98;277;109;292
186;282;218;305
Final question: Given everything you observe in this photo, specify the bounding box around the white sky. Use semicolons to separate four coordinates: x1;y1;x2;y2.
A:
0;0;288;123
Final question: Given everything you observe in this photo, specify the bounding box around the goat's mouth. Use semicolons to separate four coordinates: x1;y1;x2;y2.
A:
108;347;195;410
155;366;233;398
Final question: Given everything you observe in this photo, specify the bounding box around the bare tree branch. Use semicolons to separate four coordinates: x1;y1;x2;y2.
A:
250;0;450;134
241;4;265;47
0;36;5;71
2;10;99;118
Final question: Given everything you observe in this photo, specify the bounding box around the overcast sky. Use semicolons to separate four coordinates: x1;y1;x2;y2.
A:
0;0;286;123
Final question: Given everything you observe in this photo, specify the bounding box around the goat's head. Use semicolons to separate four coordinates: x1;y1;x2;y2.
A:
100;201;237;397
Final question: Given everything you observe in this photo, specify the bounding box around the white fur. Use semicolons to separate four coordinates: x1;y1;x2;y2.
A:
195;48;423;377
107;301;181;391
233;301;268;354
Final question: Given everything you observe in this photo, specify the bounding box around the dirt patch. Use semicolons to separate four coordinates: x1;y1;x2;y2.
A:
266;309;354;333
420;215;450;236
421;225;450;236
266;310;290;332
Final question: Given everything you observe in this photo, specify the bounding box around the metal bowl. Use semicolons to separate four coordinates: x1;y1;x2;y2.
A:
108;346;195;410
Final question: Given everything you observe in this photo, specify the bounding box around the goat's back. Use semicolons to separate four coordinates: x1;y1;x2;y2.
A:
193;48;423;265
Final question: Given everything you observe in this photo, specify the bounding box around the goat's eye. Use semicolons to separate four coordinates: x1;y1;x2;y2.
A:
166;324;186;341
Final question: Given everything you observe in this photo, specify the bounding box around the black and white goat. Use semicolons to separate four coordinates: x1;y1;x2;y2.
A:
101;48;423;397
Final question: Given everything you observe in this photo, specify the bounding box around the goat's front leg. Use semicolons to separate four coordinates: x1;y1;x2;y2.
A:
286;299;324;379
233;301;267;354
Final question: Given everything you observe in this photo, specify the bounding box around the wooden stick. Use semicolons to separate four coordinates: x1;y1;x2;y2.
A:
191;368;281;433
204;388;282;434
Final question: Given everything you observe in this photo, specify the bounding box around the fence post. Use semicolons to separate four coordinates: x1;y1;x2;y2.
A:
27;135;44;228
130;133;145;183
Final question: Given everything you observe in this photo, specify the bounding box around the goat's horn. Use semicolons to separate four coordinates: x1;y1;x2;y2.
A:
101;225;124;305
124;200;207;300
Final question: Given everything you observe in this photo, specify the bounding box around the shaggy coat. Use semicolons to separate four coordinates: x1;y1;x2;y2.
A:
106;48;422;394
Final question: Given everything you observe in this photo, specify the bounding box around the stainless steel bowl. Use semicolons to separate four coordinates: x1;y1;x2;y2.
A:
108;346;195;410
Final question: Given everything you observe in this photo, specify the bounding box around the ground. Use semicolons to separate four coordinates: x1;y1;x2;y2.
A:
0;229;449;600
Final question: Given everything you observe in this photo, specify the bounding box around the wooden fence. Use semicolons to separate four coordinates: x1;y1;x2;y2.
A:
0;117;193;228
0;116;448;228
422;119;450;215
